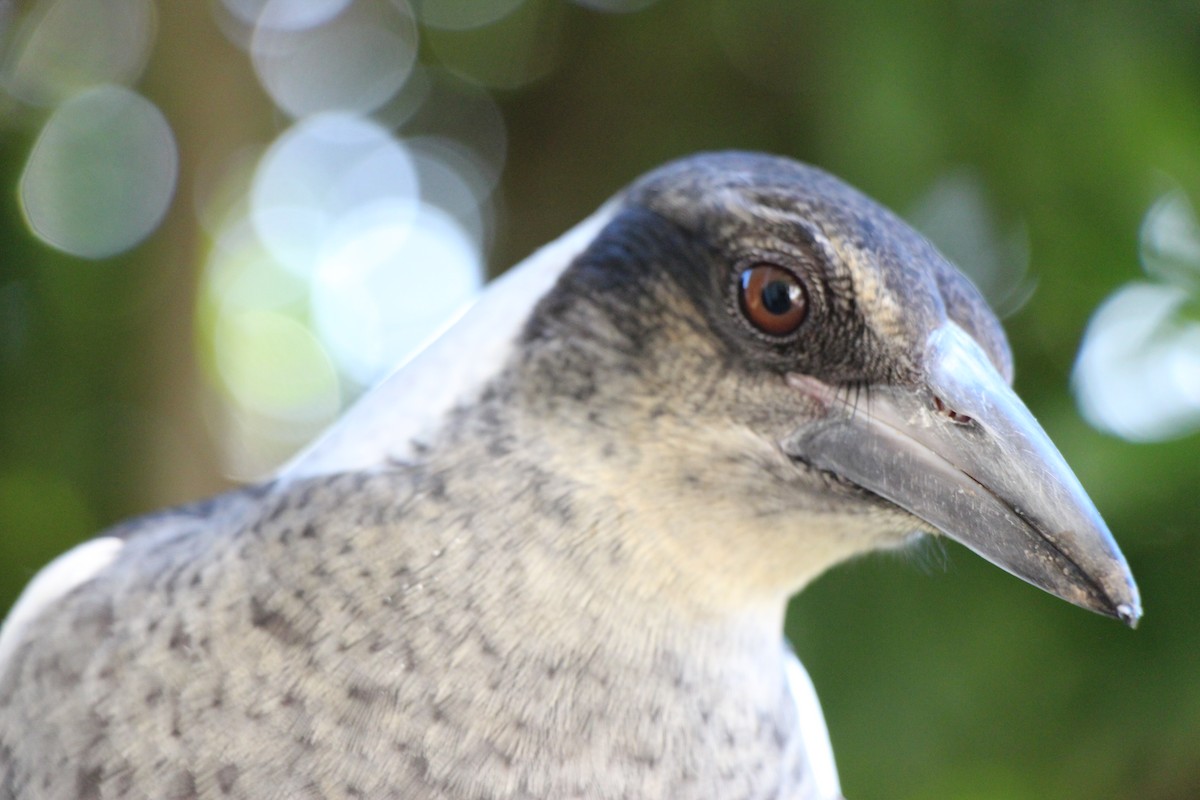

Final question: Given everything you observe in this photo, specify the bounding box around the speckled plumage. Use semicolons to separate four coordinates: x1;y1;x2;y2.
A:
0;468;812;798
0;153;1137;799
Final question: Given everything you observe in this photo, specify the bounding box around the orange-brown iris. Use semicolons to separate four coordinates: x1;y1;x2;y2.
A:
738;264;808;336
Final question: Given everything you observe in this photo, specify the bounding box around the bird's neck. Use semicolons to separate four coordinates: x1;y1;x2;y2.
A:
422;381;797;628
345;454;803;793
267;399;812;795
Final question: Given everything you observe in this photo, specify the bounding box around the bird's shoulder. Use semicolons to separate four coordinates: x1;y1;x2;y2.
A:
0;482;273;671
0;469;414;672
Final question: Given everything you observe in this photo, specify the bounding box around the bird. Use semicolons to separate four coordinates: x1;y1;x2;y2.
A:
0;152;1140;800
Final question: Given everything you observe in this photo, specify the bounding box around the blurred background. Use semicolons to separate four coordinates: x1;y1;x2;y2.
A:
1;0;1198;797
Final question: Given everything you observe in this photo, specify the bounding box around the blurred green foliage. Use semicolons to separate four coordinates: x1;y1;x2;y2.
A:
2;1;1199;798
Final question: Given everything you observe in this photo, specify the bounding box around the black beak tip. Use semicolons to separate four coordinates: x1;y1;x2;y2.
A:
1059;566;1140;629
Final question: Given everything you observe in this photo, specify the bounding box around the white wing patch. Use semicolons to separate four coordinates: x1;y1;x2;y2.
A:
0;536;124;673
785;650;843;800
280;201;621;482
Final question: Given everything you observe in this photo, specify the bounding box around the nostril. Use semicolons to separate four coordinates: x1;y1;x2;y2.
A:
933;395;973;425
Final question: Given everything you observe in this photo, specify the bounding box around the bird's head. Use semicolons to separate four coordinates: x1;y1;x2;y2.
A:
289;151;1139;625
508;152;1139;624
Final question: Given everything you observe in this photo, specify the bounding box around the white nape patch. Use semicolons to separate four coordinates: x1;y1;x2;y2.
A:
785;650;842;800
281;200;621;482
0;536;124;673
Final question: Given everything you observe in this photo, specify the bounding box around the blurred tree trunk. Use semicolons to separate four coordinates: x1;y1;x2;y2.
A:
132;3;272;507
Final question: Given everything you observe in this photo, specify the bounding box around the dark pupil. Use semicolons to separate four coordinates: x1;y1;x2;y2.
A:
761;280;794;315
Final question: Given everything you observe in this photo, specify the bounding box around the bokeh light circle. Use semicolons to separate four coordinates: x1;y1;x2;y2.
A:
222;0;353;31
312;203;483;386
212;309;342;424
250;0;418;118
3;0;156;105
1073;283;1200;442
250;114;419;279
19;85;178;259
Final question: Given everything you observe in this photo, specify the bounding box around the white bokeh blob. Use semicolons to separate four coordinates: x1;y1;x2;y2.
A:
3;0;156;105
312;203;483;386
1140;190;1200;291
250;114;419;279
20;85;178;259
222;0;353;31
251;0;418;118
1073;283;1200;442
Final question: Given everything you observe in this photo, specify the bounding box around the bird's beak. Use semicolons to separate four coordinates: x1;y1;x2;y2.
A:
782;323;1141;626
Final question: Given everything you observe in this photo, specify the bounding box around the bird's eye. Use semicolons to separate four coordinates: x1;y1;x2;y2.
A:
738;264;809;336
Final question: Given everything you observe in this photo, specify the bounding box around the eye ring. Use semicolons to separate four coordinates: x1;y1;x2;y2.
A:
737;263;809;337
